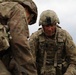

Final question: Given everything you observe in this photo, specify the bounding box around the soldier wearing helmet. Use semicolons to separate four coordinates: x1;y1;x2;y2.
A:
0;0;38;75
29;10;76;75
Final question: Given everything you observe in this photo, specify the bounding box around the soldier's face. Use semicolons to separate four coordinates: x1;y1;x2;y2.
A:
42;25;56;36
25;8;31;24
26;13;31;24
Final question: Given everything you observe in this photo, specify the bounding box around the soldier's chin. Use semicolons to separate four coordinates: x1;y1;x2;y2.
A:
45;33;55;37
45;34;53;36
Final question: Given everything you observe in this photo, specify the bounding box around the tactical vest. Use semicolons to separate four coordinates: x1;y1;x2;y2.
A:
36;31;69;75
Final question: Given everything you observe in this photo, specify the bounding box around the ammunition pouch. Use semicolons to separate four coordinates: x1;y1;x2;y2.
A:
45;60;69;75
56;64;62;75
0;24;10;51
56;61;69;75
62;61;69;74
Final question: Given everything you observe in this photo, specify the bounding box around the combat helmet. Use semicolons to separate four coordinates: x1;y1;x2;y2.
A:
2;0;38;25
39;10;60;26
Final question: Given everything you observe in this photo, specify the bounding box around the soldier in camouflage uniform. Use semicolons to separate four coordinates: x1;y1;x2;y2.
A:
0;0;38;75
29;10;76;75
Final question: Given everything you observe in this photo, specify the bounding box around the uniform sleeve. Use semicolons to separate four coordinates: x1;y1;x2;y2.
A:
8;4;37;75
64;31;76;75
29;33;38;63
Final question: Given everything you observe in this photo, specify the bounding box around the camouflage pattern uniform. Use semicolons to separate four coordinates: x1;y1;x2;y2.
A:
29;10;76;75
0;0;38;75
